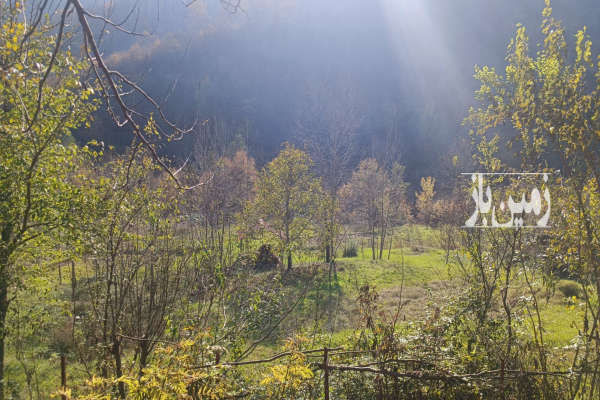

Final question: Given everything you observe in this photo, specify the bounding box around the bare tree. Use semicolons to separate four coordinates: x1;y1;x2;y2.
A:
295;78;363;262
188;150;257;265
78;153;189;397
339;159;408;260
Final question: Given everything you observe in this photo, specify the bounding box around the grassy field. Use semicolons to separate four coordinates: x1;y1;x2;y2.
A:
4;225;585;396
291;225;583;349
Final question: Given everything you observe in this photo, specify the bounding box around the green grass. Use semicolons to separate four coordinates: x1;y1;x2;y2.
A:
336;247;450;292
537;300;585;346
299;227;583;350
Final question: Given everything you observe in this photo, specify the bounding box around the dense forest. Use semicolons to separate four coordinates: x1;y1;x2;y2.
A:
2;0;600;399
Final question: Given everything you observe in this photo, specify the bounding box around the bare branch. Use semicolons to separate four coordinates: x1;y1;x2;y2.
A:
69;0;202;189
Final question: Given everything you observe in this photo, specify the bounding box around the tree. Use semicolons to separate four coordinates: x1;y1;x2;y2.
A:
295;79;363;262
386;163;411;256
0;4;96;396
192;150;257;265
295;79;362;194
415;176;438;226
465;1;600;396
3;0;235;186
75;151;193;398
249;144;323;270
339;159;408;260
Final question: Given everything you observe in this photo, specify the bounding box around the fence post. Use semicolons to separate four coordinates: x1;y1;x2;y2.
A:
324;347;329;400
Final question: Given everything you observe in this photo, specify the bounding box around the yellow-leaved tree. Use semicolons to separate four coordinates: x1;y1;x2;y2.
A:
465;1;600;397
247;144;323;270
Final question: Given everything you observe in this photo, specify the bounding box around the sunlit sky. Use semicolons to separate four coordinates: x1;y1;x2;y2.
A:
83;0;600;175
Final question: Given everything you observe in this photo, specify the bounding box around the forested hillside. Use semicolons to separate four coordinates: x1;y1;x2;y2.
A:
1;0;600;399
74;0;600;183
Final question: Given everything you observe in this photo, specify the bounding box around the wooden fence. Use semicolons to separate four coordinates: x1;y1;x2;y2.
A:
196;346;584;400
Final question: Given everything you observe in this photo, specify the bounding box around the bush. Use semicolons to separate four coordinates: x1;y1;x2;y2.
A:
342;242;358;258
557;280;582;298
254;244;280;270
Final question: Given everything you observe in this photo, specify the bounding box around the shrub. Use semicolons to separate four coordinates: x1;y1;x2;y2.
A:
254;244;280;270
557;280;582;298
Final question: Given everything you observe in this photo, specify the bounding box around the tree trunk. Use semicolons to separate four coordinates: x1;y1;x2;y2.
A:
0;284;6;400
112;337;125;398
387;230;393;260
0;252;9;400
323;347;329;400
325;244;331;263
139;341;150;376
371;226;376;260
60;354;67;400
330;239;335;260
379;225;385;260
287;252;292;270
